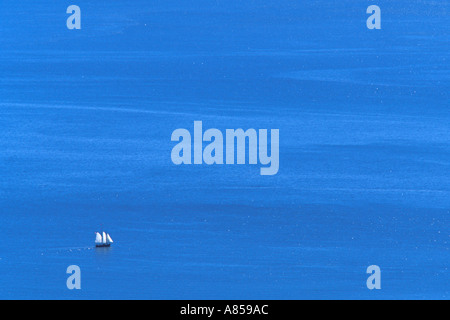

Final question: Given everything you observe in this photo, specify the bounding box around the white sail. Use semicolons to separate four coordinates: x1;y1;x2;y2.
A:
95;232;102;244
107;234;113;243
102;232;107;244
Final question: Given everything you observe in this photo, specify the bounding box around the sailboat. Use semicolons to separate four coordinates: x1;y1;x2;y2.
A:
95;231;113;247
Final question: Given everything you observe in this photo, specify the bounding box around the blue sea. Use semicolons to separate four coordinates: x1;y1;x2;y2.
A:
0;0;448;299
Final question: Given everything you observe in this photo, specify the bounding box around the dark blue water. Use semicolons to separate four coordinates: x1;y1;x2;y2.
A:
0;0;448;299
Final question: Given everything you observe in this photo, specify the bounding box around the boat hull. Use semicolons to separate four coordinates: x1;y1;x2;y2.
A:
95;244;111;248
